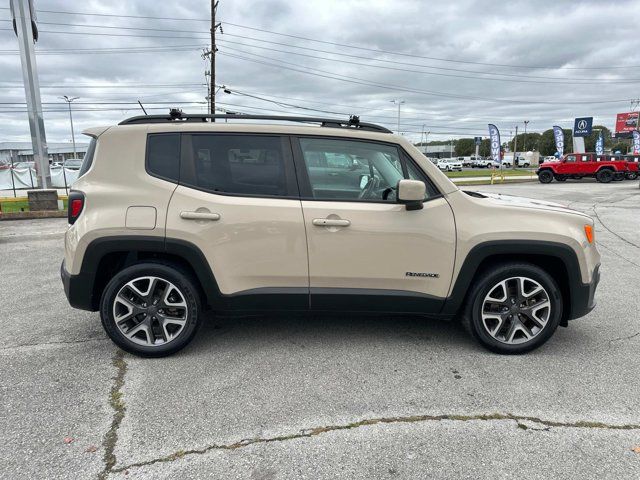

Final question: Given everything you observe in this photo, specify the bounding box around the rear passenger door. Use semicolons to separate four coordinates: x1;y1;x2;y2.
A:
165;133;309;309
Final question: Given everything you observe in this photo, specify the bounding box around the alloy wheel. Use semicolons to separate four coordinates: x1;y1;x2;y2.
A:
481;276;551;345
113;276;188;346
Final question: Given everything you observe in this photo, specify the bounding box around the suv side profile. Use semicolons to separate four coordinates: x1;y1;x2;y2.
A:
536;153;629;183
61;113;600;357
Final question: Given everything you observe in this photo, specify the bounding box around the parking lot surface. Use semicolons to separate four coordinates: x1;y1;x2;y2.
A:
1;180;639;479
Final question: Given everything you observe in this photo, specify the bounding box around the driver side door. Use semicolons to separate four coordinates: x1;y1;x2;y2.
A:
292;136;456;313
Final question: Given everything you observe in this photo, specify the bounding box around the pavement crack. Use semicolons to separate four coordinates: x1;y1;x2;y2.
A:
592;206;640;250
98;350;127;480
112;412;640;473
0;337;108;352
609;331;640;343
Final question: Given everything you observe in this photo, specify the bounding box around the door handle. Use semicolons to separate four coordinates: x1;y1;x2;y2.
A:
312;218;350;227
180;211;221;221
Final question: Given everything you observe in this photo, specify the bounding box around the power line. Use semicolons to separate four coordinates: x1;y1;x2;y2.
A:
218;41;640;85
218;50;632;105
5;5;638;70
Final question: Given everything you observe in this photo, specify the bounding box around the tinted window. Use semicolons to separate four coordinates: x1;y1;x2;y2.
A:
78;138;96;178
299;137;435;202
183;134;290;197
147;133;180;182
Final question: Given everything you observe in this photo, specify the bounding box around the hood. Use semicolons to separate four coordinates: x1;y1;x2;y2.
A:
464;190;592;219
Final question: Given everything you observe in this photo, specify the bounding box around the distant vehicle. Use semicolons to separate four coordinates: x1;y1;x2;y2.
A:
437;159;462;171
64;159;83;170
622;155;639;180
536;152;629;183
544;156;559;162
502;156;530;168
474;158;498;168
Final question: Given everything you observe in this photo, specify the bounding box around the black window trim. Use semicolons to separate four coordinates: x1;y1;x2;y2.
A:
290;134;443;204
178;132;300;200
145;132;182;184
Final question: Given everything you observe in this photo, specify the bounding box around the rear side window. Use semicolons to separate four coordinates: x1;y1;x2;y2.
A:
181;134;293;197
147;133;180;182
77;137;96;177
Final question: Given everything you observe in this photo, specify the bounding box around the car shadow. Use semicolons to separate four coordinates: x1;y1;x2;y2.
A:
184;311;479;355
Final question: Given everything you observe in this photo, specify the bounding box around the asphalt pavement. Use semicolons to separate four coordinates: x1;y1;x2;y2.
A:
1;180;639;479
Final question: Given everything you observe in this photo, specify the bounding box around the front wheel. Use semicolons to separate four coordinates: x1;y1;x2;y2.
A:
100;263;202;357
596;169;613;183
538;170;553;183
464;263;562;354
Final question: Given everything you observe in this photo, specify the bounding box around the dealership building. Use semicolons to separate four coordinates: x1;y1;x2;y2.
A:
0;142;89;165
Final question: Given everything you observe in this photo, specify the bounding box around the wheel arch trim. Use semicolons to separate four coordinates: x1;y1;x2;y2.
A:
441;240;586;319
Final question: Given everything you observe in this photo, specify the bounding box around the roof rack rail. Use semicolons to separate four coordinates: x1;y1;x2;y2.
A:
118;110;392;133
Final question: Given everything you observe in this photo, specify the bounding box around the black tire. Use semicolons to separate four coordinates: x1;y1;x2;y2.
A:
613;172;625;181
554;175;567;182
596;169;613;183
626;172;638;180
463;262;563;354
538;170;553;183
100;262;202;357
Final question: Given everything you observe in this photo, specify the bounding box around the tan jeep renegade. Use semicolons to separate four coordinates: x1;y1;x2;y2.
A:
61;112;601;357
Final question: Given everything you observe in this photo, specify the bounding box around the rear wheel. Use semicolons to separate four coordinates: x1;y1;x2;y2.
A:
100;263;202;357
538;170;553;183
464;263;562;354
596;169;613;183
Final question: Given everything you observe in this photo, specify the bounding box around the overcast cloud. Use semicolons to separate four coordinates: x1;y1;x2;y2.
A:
2;0;640;144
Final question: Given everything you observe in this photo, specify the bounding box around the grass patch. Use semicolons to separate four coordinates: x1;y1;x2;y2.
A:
445;169;535;178
0;198;67;213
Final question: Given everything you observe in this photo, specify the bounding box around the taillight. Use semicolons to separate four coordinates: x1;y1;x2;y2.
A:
68;191;85;225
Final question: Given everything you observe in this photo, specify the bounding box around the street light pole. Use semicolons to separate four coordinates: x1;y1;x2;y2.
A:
523;120;529;151
391;99;405;134
60;96;79;159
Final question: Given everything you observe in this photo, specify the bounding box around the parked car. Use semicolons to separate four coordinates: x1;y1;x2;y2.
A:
622;155;639;180
474;158;498;168
63;159;83;170
61;112;600;357
437;159;463;171
502;156;530;168
536;153;629;183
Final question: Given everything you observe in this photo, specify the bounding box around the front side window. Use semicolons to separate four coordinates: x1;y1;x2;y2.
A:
565;155;576;162
182;134;291;197
298;137;433;202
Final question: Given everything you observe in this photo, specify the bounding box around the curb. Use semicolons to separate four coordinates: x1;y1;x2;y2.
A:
0;210;67;221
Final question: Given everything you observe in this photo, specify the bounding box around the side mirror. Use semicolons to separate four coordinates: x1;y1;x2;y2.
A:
397;179;426;211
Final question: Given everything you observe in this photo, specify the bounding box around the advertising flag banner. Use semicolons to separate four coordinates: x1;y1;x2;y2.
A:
595;132;604;155
573;117;593;137
552;126;564;156
633;131;640;154
488;124;500;163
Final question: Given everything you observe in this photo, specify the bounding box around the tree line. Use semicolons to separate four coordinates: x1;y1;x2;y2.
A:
416;125;631;156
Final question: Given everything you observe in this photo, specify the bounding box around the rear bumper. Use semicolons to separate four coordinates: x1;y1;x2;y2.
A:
568;263;600;320
61;260;97;311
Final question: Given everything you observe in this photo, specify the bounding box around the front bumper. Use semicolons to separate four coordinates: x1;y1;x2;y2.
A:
61;260;97;311
568;263;600;320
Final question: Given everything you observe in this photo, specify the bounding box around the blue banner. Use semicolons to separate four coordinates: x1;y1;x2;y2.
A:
633;130;640;154
488;124;501;163
595;132;604;155
552;126;564;156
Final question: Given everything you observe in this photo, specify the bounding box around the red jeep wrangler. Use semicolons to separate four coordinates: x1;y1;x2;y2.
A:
622;154;639;180
536;153;629;183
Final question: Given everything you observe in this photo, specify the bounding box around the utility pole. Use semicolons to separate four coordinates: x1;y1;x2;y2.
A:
523;120;529;151
391;99;404;134
210;0;216;115
11;0;51;188
60;96;79;159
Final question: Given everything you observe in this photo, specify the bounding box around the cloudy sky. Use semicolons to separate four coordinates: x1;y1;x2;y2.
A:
2;0;640;145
